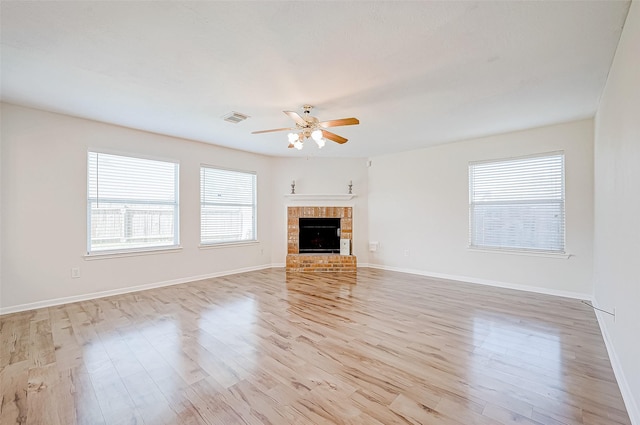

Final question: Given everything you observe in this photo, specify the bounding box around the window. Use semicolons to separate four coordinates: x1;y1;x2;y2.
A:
88;152;179;254
469;152;565;253
200;166;256;245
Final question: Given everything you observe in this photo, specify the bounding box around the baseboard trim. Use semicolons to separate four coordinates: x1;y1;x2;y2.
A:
0;264;274;315
364;264;591;300
594;308;640;425
2;263;591;314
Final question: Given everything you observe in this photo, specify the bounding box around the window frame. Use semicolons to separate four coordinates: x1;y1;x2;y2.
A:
200;164;257;247
87;150;180;256
468;151;566;255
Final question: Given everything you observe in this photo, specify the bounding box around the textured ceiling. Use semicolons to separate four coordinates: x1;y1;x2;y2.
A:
0;1;630;158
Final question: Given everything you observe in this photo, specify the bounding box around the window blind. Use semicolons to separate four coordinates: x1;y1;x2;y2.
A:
88;152;179;253
201;166;256;245
469;152;565;253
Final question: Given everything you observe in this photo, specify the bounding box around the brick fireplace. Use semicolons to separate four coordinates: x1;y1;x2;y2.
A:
286;206;357;272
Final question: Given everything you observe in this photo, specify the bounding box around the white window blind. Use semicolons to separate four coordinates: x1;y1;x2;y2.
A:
88;152;179;253
201;166;256;245
469;152;565;253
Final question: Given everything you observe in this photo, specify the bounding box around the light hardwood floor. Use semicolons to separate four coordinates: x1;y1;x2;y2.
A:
0;268;631;425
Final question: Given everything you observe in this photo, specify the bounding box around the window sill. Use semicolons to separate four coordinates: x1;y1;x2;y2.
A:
199;241;259;250
85;246;183;260
467;247;571;259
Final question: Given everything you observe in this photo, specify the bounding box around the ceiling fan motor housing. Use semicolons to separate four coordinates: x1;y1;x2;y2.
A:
301;105;319;126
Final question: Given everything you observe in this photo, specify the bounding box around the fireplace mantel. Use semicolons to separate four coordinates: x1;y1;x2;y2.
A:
284;194;356;201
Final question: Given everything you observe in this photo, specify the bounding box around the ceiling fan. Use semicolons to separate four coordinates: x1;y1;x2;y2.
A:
252;105;359;149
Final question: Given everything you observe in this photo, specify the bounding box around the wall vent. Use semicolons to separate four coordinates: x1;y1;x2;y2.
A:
222;111;250;124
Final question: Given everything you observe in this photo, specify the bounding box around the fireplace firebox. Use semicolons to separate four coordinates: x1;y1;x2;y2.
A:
299;218;341;253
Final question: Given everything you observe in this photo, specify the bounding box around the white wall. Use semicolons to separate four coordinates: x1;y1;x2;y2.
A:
0;103;273;311
367;119;594;298
593;0;640;422
0;106;3;299
269;156;369;265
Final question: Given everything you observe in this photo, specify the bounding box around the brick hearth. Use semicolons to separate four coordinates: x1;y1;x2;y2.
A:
286;206;357;272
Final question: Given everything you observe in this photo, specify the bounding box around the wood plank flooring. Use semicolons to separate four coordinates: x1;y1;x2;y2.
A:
0;268;631;425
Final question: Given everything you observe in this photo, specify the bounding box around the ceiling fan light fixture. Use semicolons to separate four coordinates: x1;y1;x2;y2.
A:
293;140;303;150
288;133;299;143
315;138;325;148
311;129;323;142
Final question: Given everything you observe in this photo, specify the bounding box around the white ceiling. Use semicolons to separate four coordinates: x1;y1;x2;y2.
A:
0;1;630;158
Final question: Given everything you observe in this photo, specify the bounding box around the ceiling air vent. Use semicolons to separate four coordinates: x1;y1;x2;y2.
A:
222;111;250;124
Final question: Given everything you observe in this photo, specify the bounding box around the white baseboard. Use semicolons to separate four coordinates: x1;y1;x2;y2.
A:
2;262;591;314
0;264;274;315
594;309;640;425
363;264;591;300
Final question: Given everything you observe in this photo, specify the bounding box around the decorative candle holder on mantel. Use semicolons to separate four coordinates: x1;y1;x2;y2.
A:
348;180;353;194
291;180;296;194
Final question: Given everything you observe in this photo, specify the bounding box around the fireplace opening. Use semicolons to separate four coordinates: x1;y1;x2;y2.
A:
299;218;341;253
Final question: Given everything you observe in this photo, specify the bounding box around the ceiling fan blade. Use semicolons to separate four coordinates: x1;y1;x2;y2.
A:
284;111;308;127
318;118;359;128
321;130;348;144
251;127;294;134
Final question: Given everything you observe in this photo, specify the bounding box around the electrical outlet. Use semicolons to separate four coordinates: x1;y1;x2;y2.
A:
71;267;80;279
403;249;410;257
